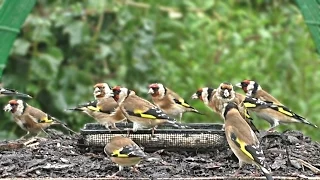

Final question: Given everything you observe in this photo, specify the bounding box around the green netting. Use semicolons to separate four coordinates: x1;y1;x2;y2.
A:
0;0;36;79
295;0;320;55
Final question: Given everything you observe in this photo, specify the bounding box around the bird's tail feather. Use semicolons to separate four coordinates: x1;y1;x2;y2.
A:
303;120;318;128
164;121;189;129
51;117;78;134
260;165;273;180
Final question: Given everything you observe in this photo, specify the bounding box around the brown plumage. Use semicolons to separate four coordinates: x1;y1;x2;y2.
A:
110;86;184;136
243;97;318;131
235;80;282;105
223;102;273;180
104;136;146;176
148;83;202;122
192;84;259;133
68;82;126;130
4;99;75;139
236;80;318;131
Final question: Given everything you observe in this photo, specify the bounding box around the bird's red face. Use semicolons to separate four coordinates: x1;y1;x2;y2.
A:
112;86;121;102
240;80;251;93
5;99;19;113
192;88;203;101
196;88;203;101
148;83;160;97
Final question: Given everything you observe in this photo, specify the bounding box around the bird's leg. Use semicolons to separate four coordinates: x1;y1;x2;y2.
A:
131;165;140;173
39;128;52;139
19;131;30;140
111;165;123;177
151;127;157;137
104;124;111;132
234;161;244;176
179;113;183;123
110;123;120;130
252;166;260;176
267;121;279;132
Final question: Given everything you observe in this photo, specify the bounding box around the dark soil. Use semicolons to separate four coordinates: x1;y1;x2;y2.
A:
0;129;320;179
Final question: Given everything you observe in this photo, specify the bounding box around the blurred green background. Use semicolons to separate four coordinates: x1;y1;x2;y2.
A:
0;0;319;141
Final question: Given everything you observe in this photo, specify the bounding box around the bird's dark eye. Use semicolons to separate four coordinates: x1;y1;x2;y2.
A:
152;87;159;91
196;91;202;97
241;82;248;87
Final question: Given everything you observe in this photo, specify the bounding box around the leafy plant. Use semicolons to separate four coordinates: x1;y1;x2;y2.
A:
1;0;319;140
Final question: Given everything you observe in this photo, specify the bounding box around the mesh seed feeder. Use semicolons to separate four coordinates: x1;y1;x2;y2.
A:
80;123;226;151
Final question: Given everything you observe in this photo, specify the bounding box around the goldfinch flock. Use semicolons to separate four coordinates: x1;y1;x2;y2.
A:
1;80;318;179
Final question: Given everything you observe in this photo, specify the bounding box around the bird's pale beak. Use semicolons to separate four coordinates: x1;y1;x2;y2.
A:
0;88;32;98
93;87;101;96
191;93;199;99
148;88;154;94
234;83;242;88
223;89;230;97
3;104;12;112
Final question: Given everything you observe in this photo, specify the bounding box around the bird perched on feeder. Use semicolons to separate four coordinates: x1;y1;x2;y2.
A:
104;136;146;176
0;87;32;98
67;83;126;130
109;86;185;136
242;96;318;131
235;80;282;105
148;83;202;122
191;84;258;133
4;99;76;139
223;102;273;180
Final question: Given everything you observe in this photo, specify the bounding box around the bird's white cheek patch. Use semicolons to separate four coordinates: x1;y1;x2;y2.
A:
3;104;12;112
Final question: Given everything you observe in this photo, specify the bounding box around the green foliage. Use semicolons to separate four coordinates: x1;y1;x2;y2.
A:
1;0;319;140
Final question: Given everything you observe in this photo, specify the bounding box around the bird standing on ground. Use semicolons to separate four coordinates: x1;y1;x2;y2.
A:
67;83;126;130
223;102;273;180
4;99;75;139
104;136;146;176
109;86;184;136
148;83;202;122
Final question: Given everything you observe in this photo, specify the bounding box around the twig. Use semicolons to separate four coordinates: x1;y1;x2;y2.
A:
291;157;320;175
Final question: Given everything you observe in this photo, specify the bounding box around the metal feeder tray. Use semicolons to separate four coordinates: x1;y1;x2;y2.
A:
79;123;226;152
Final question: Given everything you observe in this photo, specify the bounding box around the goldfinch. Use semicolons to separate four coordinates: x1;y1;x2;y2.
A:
67;83;126;130
104;136;146;176
4;99;75;139
192;85;258;133
109;86;184;136
243;97;318;131
0;87;32;98
93;83;112;100
216;83;258;132
235;80;282;105
191;87;219;115
191;84;244;117
223;102;273;180
68;100;126;130
148;83;202;122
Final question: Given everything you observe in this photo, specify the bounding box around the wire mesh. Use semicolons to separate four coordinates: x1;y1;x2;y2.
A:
80;123;226;151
